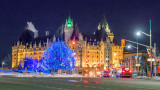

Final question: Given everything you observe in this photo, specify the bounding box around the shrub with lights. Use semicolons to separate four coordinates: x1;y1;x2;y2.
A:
22;41;76;72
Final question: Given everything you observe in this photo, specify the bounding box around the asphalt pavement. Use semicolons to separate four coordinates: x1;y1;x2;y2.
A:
0;76;160;90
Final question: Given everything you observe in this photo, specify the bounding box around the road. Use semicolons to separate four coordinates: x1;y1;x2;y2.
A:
0;76;160;90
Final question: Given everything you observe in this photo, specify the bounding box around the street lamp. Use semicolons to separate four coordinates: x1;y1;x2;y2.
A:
127;45;137;49
127;45;131;49
2;62;4;70
137;32;141;36
136;20;152;75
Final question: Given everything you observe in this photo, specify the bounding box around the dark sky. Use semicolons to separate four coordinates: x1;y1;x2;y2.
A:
0;0;160;60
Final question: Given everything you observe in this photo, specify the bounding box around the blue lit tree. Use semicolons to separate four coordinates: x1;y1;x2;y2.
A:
42;41;76;71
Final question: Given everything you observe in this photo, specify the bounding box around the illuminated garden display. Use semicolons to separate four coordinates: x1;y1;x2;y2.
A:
22;41;76;72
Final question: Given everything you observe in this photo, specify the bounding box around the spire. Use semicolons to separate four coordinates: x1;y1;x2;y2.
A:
29;42;32;48
65;14;73;28
98;23;101;30
20;42;23;45
53;34;56;42
99;14;109;30
105;23;110;33
100;14;107;26
34;42;37;48
39;41;41;47
17;40;20;46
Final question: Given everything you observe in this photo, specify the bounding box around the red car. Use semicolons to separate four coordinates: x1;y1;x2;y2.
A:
116;67;132;78
101;70;110;77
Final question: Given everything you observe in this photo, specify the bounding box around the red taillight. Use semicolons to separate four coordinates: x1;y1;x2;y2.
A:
122;70;125;73
129;71;132;73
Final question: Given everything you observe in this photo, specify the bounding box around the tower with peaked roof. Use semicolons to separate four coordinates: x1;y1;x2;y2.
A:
64;16;74;41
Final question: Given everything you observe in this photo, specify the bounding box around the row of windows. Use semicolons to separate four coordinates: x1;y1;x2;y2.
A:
87;55;99;58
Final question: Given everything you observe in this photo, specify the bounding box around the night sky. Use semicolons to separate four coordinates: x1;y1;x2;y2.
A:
0;0;160;60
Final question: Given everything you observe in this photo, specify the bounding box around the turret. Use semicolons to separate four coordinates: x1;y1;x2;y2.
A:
38;41;41;47
17;41;20;46
53;34;56;42
105;23;110;34
29;43;32;48
34;42;37;48
98;23;101;30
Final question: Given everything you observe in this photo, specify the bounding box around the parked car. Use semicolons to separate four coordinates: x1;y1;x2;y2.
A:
116;67;132;78
101;70;110;77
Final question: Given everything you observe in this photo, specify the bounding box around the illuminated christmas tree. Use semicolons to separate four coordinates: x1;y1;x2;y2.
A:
42;41;76;71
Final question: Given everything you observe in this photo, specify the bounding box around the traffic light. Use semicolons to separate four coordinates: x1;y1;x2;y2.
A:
72;41;75;45
121;39;125;47
147;48;151;56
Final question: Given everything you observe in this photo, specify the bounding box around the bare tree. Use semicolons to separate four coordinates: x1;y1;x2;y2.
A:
3;54;12;69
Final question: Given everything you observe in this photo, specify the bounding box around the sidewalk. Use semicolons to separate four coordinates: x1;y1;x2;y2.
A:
135;76;160;80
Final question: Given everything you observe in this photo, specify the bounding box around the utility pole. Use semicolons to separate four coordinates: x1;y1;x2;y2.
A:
108;48;109;70
137;36;139;75
154;43;156;76
150;20;152;76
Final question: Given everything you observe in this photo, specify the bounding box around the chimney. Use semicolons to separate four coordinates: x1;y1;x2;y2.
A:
45;31;49;36
34;31;38;38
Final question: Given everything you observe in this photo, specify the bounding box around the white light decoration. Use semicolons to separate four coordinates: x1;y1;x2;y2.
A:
106;58;109;60
114;53;117;56
147;58;155;61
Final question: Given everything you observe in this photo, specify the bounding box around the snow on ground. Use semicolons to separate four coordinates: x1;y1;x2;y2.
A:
135;76;147;79
16;73;83;78
135;76;160;80
152;76;160;80
0;72;83;78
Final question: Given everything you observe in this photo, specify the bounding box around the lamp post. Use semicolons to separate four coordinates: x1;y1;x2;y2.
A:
136;20;152;76
136;33;139;75
2;62;4;70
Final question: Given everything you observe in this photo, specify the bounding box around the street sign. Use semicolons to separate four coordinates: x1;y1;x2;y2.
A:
136;64;140;66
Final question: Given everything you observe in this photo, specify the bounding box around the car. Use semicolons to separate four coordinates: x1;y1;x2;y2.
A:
101;70;110;77
116;67;132;78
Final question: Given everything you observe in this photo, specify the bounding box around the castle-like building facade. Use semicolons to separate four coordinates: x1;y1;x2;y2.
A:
12;16;124;75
